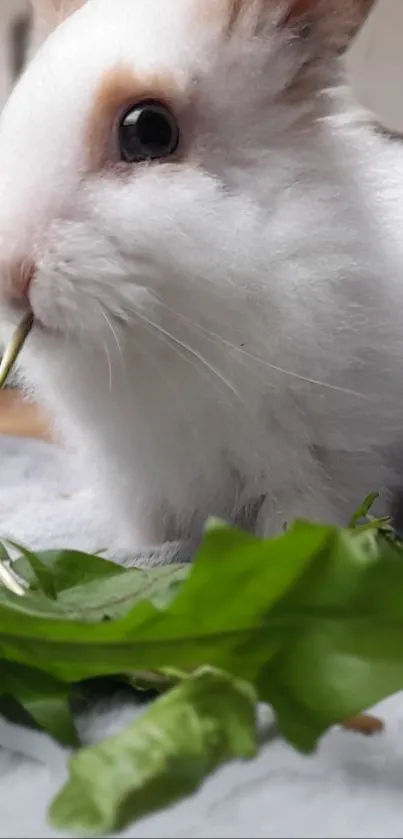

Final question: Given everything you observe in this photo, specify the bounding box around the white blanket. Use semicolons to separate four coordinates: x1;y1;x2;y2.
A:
1;435;403;839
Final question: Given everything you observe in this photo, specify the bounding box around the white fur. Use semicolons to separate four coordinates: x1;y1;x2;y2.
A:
1;0;403;552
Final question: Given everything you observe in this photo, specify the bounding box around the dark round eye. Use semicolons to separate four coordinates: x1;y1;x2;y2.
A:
119;101;179;163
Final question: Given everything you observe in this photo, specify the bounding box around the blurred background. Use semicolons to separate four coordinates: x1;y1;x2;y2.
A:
0;1;403;130
0;0;31;110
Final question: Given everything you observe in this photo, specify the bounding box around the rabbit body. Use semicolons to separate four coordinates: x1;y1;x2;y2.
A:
1;0;403;552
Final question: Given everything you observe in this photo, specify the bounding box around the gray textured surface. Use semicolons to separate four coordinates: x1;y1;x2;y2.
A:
1;435;403;838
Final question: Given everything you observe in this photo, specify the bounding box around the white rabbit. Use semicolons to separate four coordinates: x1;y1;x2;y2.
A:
0;0;403;559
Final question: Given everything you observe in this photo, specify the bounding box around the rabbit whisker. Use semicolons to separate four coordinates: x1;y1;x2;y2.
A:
154;300;370;401
132;308;248;409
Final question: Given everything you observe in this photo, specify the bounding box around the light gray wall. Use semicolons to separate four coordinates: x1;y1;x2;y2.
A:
0;0;28;110
0;1;402;131
348;0;403;132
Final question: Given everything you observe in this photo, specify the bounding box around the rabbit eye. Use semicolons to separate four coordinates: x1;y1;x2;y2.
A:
119;101;179;163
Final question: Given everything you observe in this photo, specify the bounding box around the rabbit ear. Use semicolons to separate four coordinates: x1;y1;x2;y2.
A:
29;0;84;26
28;0;84;54
282;0;375;53
229;0;375;54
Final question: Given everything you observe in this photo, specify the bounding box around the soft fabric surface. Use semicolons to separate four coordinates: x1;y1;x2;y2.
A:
1;434;403;839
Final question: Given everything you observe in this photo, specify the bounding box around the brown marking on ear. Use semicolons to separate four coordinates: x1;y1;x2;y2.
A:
194;0;265;35
223;0;312;36
225;0;265;32
193;0;240;33
223;0;375;50
282;0;314;25
85;66;185;172
227;0;247;29
281;0;376;53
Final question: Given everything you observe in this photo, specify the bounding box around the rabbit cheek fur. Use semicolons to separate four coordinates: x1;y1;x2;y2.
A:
1;0;403;553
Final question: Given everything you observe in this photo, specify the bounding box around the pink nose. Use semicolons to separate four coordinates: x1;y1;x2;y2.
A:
7;261;35;303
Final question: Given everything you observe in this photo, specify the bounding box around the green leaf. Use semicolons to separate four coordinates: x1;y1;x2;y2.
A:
3;515;403;760
6;541;58;599
258;526;403;751
0;541;12;564
125;669;181;693
171;517;327;632
0;521;328;682
13;548;127;594
50;668;257;836
0;693;40;730
348;493;380;528
0;659;79;747
9;505;403;833
56;564;189;621
0;560;188;624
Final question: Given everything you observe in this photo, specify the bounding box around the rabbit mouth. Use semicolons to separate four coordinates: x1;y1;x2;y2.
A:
0;303;65;387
